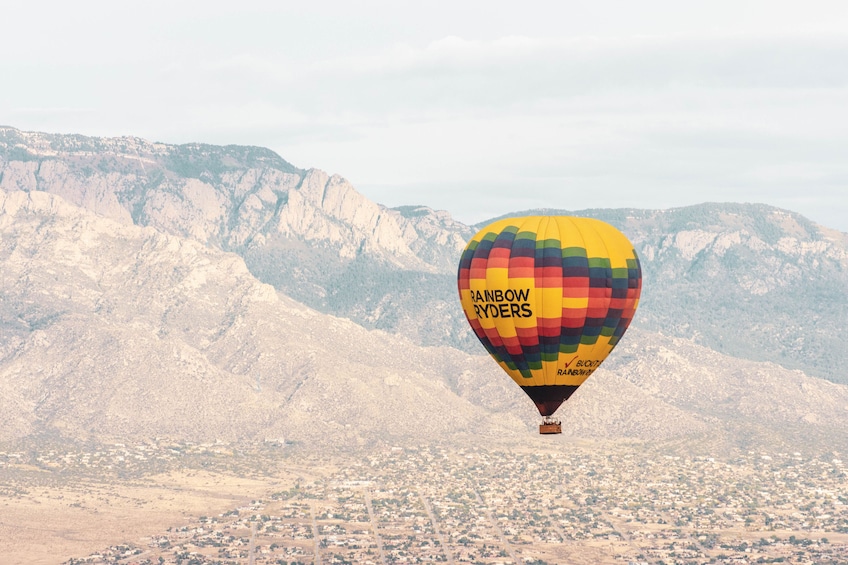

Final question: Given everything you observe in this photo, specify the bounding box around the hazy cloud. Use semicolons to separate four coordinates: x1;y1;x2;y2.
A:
2;2;848;230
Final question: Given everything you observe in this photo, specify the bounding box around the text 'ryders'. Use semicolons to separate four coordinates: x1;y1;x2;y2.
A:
469;288;533;319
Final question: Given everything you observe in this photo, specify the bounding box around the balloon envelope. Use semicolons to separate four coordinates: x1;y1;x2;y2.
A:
457;216;642;416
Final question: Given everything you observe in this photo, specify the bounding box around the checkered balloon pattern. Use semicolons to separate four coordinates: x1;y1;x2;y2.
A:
457;216;641;416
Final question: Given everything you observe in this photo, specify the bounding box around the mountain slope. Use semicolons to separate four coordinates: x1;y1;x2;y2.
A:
3;127;846;386
508;204;848;384
0;189;513;446
2;189;848;453
0;126;472;348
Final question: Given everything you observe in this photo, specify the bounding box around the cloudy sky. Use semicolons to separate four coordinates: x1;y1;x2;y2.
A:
3;1;848;230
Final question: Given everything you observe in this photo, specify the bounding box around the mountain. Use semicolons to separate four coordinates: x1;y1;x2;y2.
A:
3;127;847;387
2;189;847;454
0;189;513;446
0;126;472;338
507;205;848;384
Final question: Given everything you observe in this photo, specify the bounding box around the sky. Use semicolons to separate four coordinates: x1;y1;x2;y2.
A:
2;1;848;230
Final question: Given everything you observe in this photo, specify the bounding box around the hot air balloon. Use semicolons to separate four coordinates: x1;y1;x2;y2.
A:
457;216;642;434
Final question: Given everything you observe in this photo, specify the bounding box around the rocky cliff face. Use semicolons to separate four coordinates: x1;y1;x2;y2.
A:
7;127;845;384
478;204;848;384
0;126;470;347
599;205;848;384
2;126;848;451
0;189;508;446
2;189;846;452
0;127;463;271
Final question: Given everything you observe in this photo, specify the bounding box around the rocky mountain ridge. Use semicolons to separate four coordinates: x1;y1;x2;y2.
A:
509;204;848;383
2;188;847;453
1;126;473;348
2;126;848;452
4;128;847;383
0;189;507;446
0;126;468;269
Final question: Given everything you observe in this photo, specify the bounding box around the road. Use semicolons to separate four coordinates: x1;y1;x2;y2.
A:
310;502;321;565
363;489;387;565
474;489;520;564
418;490;455;565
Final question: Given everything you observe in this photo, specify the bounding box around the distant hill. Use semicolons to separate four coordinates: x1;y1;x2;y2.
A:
0;189;512;446
2;126;848;454
0;126;476;351
498;205;848;385
2;189;847;454
2;127;846;385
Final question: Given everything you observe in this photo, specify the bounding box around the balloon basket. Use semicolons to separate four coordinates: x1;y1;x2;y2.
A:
539;417;562;435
